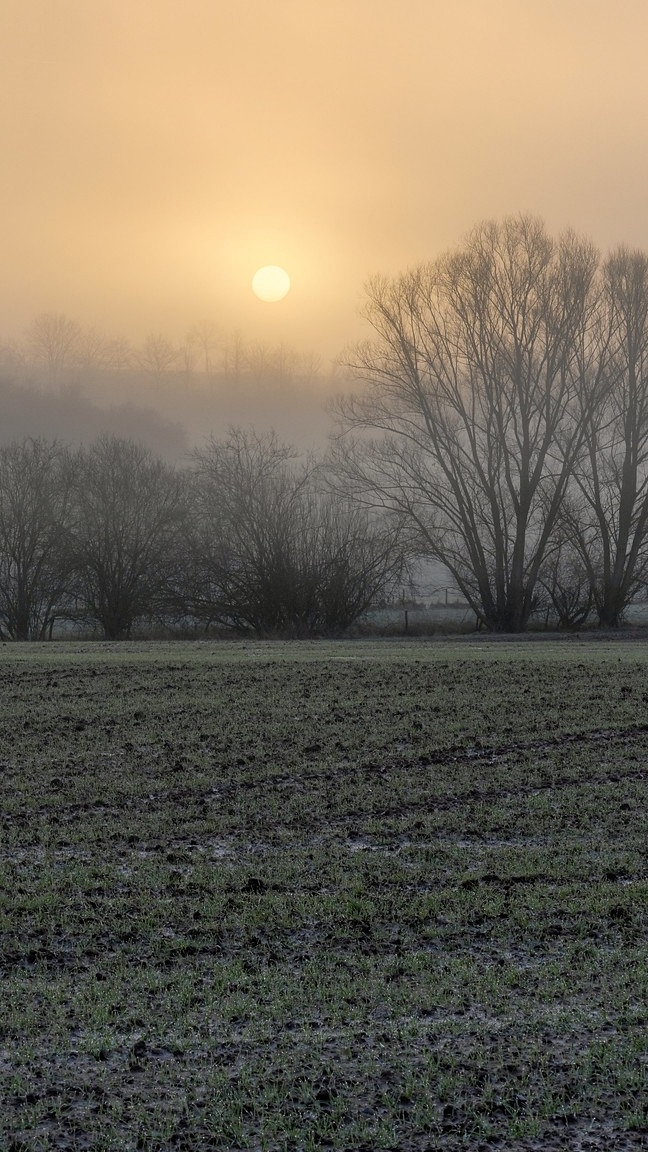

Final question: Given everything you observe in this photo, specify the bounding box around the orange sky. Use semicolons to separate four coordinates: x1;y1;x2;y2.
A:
3;0;648;364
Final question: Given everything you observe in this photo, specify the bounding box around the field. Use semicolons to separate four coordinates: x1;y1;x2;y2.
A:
1;637;648;1151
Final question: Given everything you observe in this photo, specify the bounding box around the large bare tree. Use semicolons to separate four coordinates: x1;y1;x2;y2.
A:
330;215;603;631
564;248;648;626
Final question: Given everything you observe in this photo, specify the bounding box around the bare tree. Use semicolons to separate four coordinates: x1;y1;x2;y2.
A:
222;331;246;380
102;337;135;372
67;436;186;639
567;248;648;626
330;216;602;631
308;493;404;632
537;509;595;629
244;342;302;385
182;428;402;635
0;439;74;640
138;334;178;379
187;319;220;377
75;327;118;372
184;429;315;633
299;350;322;385
26;313;84;383
272;342;300;383
245;342;275;385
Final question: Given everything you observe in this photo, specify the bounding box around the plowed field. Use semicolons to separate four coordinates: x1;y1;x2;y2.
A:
1;638;647;1150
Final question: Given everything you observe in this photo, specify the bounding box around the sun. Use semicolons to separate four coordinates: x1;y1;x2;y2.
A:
252;265;291;302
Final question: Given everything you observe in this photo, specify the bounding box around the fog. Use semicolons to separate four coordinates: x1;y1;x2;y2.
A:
0;318;350;461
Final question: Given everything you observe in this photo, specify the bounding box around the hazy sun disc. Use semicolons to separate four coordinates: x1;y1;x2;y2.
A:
252;265;291;302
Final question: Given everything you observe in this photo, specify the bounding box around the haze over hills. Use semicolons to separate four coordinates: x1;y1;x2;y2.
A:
0;320;352;461
0;370;344;462
0;375;187;461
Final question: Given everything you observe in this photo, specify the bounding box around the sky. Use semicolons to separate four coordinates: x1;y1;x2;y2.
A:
3;0;648;366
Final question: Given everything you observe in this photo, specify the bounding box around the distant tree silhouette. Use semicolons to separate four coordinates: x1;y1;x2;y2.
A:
186;319;220;377
0;439;74;639
138;334;178;379
26;312;84;383
66;436;186;639
178;428;403;635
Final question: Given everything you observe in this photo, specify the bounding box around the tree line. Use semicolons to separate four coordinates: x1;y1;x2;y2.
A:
331;214;648;631
0;432;403;641
1;315;322;386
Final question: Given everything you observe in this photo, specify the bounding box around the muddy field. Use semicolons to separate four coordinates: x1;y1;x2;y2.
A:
1;638;647;1150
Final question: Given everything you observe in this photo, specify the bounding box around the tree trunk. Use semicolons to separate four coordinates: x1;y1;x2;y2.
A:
597;590;625;628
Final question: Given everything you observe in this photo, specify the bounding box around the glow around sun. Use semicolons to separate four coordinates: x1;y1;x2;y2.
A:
252;265;291;302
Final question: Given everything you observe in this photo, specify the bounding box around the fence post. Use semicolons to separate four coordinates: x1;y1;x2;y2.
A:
404;609;409;634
